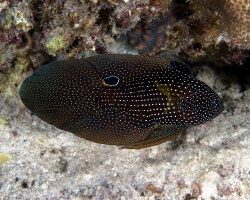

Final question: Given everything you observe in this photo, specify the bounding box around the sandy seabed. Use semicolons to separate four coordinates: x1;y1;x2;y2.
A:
0;51;249;199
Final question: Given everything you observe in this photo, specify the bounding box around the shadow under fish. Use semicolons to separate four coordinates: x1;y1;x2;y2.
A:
19;54;224;149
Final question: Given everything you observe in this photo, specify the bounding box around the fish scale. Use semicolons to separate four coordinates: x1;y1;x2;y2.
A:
19;54;224;149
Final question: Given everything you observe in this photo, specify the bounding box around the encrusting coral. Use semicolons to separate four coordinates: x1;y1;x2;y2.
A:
0;0;155;72
192;0;250;49
128;0;250;65
224;0;249;47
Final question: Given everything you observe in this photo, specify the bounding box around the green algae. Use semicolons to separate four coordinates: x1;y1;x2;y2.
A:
46;27;73;56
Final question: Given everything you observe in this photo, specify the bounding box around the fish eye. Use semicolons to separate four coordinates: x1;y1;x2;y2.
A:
103;75;120;86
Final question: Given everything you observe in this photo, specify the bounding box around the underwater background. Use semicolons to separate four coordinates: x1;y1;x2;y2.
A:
0;0;249;199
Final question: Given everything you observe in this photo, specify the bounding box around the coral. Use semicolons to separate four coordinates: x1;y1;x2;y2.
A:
0;0;155;73
191;0;250;48
11;2;34;32
128;13;170;56
181;0;250;64
39;0;157;57
0;0;248;74
2;0;247;69
1;1;34;32
128;0;249;65
224;0;249;47
0;1;46;96
0;1;9;12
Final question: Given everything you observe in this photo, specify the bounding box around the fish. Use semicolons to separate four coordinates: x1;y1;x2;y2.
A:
19;54;224;149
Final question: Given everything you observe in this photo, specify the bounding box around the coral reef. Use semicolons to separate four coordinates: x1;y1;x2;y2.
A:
1;0;249;78
128;0;250;65
0;0;157;65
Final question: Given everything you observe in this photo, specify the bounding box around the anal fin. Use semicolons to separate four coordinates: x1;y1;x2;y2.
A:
120;124;187;149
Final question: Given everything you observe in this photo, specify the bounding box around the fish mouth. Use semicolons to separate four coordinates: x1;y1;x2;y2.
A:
19;74;40;112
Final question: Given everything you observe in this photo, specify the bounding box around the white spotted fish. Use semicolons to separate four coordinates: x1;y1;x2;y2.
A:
19;54;224;149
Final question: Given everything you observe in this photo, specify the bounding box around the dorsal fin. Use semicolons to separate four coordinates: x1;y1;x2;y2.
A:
169;61;192;75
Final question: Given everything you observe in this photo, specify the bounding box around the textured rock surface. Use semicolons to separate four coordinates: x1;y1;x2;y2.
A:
0;0;154;72
1;0;249;74
0;48;249;199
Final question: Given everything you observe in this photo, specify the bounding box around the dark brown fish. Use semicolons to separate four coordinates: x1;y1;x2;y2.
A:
19;54;224;149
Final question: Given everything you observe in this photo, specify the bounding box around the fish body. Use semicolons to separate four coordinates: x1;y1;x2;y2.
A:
19;54;224;149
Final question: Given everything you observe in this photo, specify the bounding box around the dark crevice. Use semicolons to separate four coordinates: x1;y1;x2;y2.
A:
96;7;114;26
65;38;79;53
